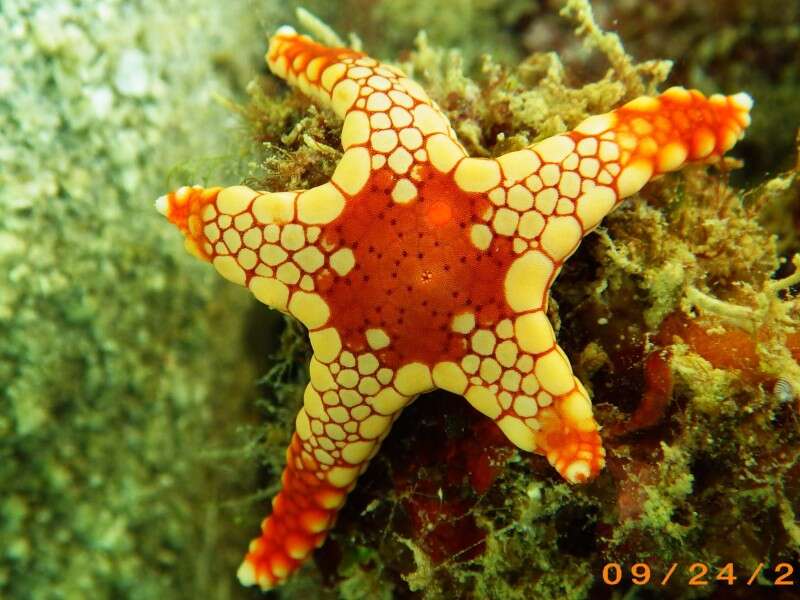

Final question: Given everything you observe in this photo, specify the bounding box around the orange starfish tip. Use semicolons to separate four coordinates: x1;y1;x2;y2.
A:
275;25;297;37
157;185;226;261
154;194;168;216
236;560;257;587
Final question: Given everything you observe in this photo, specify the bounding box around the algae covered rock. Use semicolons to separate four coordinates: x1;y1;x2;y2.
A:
0;1;270;598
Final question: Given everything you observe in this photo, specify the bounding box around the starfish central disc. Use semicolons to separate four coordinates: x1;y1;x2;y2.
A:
318;165;514;366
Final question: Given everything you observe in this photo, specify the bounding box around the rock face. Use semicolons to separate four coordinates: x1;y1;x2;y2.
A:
0;1;266;598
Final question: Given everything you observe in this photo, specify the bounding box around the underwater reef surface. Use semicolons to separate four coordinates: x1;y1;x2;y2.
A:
2;1;799;600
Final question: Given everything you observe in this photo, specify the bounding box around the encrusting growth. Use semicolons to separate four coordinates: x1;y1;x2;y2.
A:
156;26;752;591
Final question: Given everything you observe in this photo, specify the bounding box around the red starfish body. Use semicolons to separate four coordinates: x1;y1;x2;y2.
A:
156;27;752;590
319;164;512;364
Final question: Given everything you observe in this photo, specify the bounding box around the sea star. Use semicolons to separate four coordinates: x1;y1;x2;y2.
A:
156;27;752;591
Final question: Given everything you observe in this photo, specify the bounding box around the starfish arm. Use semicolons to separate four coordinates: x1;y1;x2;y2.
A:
267;27;466;198
155;183;349;317
443;310;603;484
449;87;751;483
237;349;413;590
489;87;753;266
